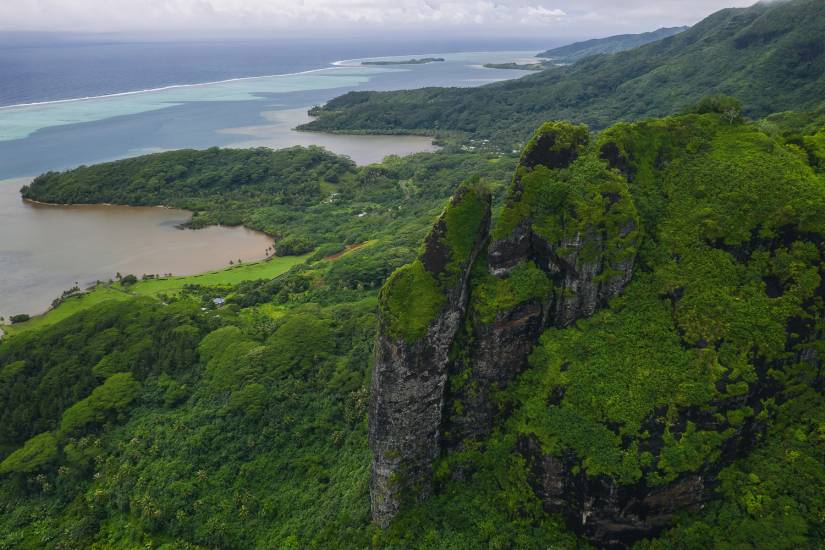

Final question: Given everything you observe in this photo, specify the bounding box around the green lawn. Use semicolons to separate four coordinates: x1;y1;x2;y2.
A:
123;253;310;297
2;254;309;338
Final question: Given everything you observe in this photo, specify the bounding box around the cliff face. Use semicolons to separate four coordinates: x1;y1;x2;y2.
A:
371;122;640;524
369;115;825;547
369;182;491;526
444;123;640;448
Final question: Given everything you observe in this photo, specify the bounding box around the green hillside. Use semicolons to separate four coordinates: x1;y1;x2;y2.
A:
300;0;825;147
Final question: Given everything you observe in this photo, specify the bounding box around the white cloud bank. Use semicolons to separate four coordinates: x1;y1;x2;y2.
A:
0;0;757;35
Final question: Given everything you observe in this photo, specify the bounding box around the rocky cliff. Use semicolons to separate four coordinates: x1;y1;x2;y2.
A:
444;122;639;449
369;115;825;547
369;181;491;526
370;122;640;527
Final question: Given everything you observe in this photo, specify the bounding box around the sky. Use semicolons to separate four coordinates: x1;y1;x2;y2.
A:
0;0;759;38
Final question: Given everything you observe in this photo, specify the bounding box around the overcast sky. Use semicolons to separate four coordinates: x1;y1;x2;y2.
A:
0;0;758;37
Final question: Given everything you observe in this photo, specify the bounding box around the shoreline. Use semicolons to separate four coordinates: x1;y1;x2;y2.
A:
0;251;312;338
20;195;277;239
1;179;277;322
22;196;182;210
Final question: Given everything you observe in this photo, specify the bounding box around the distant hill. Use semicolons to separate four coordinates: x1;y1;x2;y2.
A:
536;26;688;62
301;0;825;146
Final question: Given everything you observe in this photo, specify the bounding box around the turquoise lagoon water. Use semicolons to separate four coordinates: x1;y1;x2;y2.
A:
0;46;536;317
0;50;535;176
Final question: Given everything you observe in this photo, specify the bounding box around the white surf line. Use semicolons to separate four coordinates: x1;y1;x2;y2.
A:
0;65;358;111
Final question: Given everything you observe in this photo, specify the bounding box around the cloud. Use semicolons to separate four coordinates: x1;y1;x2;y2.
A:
0;0;757;34
525;6;566;19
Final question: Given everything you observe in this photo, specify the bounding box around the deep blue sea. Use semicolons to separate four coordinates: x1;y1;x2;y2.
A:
0;33;550;107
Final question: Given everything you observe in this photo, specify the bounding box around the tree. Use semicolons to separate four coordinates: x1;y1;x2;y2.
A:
59;373;140;436
693;95;742;124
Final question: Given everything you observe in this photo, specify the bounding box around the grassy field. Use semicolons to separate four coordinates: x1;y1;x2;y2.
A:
2;254;310;338
124;253;310;297
1;287;133;337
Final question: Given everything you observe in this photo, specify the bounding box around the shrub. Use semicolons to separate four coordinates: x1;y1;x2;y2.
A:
0;432;58;475
228;383;268;417
59;373;141;436
693;95;743;123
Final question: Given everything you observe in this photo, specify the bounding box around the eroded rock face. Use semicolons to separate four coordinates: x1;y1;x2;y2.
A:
536;222;637;328
520;432;711;548
444;123;639;449
443;300;547;449
369;183;491;527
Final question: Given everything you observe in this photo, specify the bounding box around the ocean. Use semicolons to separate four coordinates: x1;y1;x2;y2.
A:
0;33;546;108
0;34;542;178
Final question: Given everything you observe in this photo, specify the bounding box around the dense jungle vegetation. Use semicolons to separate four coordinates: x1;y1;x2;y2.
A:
300;0;825;148
535;26;688;63
3;0;825;547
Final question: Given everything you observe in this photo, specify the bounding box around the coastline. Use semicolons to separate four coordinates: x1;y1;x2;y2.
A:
0;177;277;321
0;251;312;339
22;196;183;210
0;48;533;321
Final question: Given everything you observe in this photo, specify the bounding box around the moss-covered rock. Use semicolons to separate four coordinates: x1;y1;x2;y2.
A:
503;113;825;545
380;261;446;341
369;112;825;546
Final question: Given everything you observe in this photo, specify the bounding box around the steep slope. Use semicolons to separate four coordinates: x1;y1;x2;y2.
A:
536;27;688;63
370;112;825;547
370;182;491;525
301;0;825;146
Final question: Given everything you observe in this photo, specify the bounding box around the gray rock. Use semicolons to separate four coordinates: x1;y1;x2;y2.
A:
369;184;491;526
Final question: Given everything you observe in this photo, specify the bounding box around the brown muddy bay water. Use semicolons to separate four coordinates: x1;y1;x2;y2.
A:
0;178;274;318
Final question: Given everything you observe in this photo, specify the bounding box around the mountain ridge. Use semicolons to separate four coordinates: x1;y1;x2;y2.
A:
369;110;825;547
300;0;825;146
536;26;689;62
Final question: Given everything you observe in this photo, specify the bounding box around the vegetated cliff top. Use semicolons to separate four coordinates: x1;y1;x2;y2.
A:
375;110;825;546
300;0;825;146
535;26;688;62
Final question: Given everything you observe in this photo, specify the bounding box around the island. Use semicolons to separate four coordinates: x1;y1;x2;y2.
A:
3;1;825;548
362;57;444;66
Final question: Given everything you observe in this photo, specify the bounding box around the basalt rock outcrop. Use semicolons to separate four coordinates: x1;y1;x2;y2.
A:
445;122;639;448
369;181;491;526
369;115;825;547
